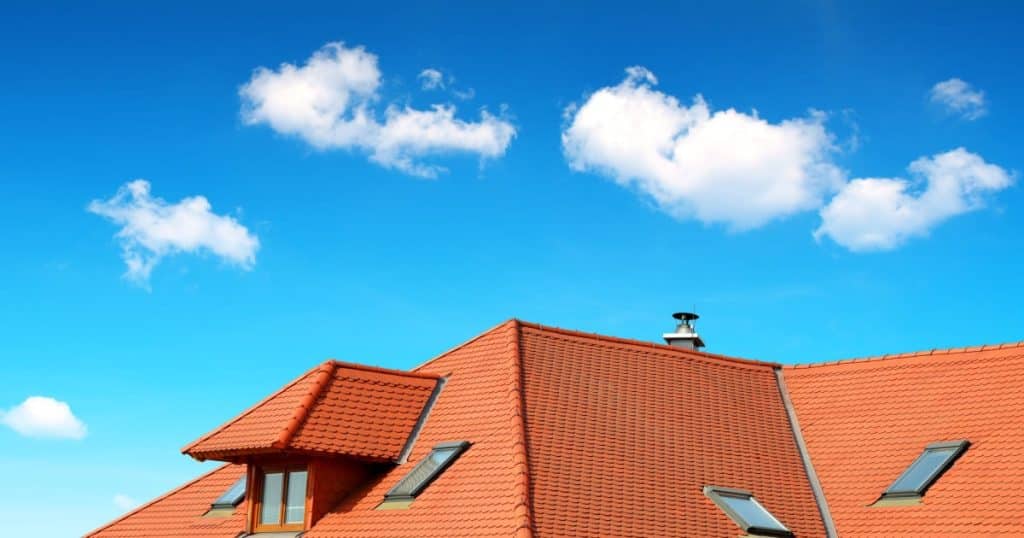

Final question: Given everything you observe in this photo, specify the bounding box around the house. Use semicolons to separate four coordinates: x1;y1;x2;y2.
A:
86;317;1024;537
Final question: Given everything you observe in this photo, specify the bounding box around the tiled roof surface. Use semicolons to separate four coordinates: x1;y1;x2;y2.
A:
304;320;531;538
183;361;438;462
85;463;246;538
517;322;826;538
784;343;1024;536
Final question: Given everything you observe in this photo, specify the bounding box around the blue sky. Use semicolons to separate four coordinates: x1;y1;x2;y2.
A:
1;1;1022;535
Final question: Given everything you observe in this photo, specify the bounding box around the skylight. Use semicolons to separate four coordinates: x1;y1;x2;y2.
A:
704;486;793;537
211;476;246;509
385;441;470;500
882;440;969;498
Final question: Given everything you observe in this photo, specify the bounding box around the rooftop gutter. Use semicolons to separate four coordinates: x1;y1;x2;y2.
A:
774;368;838;538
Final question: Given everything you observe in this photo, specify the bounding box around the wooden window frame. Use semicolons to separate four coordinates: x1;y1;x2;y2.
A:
251;464;309;533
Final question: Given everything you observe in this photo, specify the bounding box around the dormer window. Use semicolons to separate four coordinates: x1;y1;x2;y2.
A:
879;440;969;502
704;486;794;537
254;465;308;532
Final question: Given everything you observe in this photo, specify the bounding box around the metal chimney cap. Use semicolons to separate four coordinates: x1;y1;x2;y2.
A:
672;312;699;322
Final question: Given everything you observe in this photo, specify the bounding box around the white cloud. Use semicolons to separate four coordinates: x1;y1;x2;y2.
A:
815;148;1013;251
930;78;987;120
113;494;139;511
241;43;515;178
1;396;87;440
418;68;445;90
562;67;844;230
88;180;259;283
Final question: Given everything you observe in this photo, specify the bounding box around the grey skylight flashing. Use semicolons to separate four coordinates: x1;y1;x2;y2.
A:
385;441;470;500
211;475;247;509
703;486;794;538
881;440;969;499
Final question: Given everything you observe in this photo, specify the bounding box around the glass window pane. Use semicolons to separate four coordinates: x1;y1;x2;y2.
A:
260;472;283;525
888;446;958;494
285;470;308;524
389;447;458;497
720;494;789;532
212;476;246;508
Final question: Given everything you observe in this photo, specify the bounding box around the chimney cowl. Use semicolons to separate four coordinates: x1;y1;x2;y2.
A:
663;312;705;350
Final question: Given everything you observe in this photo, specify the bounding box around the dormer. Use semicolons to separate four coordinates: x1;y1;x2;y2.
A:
182;360;443;534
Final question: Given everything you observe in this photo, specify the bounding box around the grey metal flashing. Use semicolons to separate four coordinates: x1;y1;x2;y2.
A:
396;375;447;464
774;368;838;538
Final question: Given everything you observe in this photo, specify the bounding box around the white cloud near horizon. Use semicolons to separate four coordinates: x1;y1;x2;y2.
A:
562;67;844;230
88;180;259;283
815;148;1013;251
1;396;87;440
930;78;987;120
241;43;515;178
113;494;139;511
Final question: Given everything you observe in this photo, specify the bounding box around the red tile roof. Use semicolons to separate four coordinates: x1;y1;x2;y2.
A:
85;463;247;538
90;320;1023;538
784;342;1024;536
183;361;439;462
516;322;826;538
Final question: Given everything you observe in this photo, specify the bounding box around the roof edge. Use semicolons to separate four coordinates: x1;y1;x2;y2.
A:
84;463;237;537
516;319;782;369
412;319;520;373
182;361;330;457
327;358;444;381
506;320;534;538
786;339;1024;370
774;368;837;538
274;362;336;449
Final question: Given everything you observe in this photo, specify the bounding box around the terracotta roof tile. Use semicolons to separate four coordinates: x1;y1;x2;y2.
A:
516;322;826;538
183;361;438;462
784;344;1024;536
85;464;246;538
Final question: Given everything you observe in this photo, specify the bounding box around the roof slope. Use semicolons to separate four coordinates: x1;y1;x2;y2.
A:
304;320;531;538
85;464;246;538
183;361;439;462
784;343;1024;536
517;322;827;538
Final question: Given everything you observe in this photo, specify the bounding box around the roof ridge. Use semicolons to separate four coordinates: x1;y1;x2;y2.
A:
516;319;781;369
506;320;534;538
786;339;1024;369
328;358;442;380
412;319;519;373
84;463;236;537
274;362;336;449
182;361;330;457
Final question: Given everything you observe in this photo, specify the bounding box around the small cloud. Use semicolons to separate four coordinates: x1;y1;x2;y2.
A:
0;396;87;440
113;494;139;511
241;43;514;178
930;78;987;120
88;180;260;284
815;148;1013;251
418;68;445;90
452;87;476;101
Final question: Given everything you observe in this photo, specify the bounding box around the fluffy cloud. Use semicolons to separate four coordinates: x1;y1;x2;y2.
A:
562;67;843;230
815;148;1013;251
241;43;515;178
930;78;987;120
418;68;445;90
1;396;87;440
88;180;259;283
113;494;139;511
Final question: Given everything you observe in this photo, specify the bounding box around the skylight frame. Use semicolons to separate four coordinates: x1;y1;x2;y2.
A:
210;476;247;509
385;441;470;500
881;440;970;499
703;486;794;538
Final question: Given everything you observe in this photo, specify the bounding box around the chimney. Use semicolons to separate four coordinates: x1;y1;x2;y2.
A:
663;312;705;350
